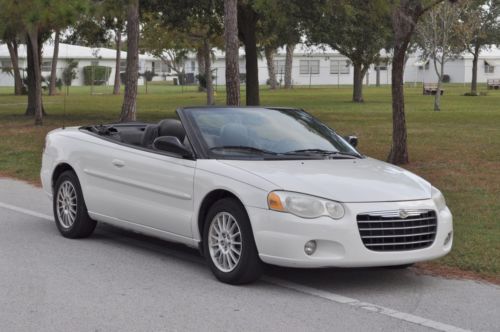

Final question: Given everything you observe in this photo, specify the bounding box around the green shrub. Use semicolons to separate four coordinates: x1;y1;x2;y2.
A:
83;65;112;85
63;59;79;86
442;74;451;83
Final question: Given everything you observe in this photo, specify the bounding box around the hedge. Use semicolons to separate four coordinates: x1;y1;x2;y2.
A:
83;66;112;85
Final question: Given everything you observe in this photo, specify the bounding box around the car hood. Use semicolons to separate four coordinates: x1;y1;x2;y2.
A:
219;157;431;203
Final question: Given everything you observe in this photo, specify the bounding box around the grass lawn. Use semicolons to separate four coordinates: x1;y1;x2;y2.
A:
0;83;499;281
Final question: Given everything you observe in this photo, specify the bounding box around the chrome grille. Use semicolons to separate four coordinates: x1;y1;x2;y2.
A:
357;209;437;251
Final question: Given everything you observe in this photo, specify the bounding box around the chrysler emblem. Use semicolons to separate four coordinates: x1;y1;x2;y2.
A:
399;209;409;219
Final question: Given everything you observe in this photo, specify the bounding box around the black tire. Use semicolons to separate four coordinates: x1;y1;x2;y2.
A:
53;170;96;238
383;263;415;270
203;198;262;284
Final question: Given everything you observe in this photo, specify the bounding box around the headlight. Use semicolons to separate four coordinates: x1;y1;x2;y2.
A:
431;186;447;211
267;191;345;219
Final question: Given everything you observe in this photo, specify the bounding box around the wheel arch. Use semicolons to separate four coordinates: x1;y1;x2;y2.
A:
51;162;76;191
197;189;248;254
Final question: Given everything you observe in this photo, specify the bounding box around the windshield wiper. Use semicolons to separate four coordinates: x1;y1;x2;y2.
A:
285;149;360;158
209;146;278;155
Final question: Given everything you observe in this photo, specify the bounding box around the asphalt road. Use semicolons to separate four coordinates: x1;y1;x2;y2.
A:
0;178;499;332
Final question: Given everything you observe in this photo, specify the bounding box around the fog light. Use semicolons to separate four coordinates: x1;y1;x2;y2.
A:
304;240;317;256
444;231;452;246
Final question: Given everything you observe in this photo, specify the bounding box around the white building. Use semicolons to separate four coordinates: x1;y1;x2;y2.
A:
179;44;392;87
404;47;500;84
0;43;156;87
179;43;500;86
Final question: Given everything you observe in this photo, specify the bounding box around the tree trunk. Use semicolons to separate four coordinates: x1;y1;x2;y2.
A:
49;29;60;96
264;46;277;90
284;44;295;89
203;39;214;105
376;64;381;87
6;40;23;95
113;30;122;95
434;56;444;111
238;4;259;106
224;0;240;106
388;45;409;164
470;46;479;95
196;46;206;92
26;30;44;125
120;0;139;122
352;63;365;102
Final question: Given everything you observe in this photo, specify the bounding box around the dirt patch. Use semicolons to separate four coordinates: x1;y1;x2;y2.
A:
415;262;500;286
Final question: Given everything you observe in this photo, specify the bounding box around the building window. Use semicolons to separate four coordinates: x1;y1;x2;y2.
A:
330;60;350;74
161;61;170;73
273;60;286;74
418;62;430;70
485;61;495;74
0;60;12;69
300;60;320;75
375;63;388;71
191;60;196;72
41;60;52;72
120;60;127;72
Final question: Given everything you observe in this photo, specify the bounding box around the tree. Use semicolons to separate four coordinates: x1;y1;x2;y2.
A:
303;0;391;102
264;46;278;89
49;29;61;96
284;44;295;89
460;0;500;95
0;21;24;95
224;0;241;105
141;1;223;105
238;2;260;105
257;0;301;90
387;0;458;165
416;1;466;110
64;0;126;95
120;0;139;122
0;0;88;125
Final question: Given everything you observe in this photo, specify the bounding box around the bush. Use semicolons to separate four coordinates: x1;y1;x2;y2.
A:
463;91;488;97
142;70;156;82
63;59;79;86
442;74;451;83
196;73;214;89
46;75;63;90
83;65;112;85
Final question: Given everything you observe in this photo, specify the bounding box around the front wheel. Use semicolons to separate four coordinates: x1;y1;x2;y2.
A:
203;198;262;284
53;170;96;238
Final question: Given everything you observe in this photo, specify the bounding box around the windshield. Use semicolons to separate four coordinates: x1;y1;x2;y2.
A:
184;107;361;160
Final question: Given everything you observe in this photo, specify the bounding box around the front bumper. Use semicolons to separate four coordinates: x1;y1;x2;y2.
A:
248;199;452;268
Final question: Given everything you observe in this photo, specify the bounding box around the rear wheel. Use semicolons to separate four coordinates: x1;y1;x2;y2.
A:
53;171;96;238
203;198;262;284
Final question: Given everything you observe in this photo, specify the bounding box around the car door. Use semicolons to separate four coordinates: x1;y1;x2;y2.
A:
81;140;195;239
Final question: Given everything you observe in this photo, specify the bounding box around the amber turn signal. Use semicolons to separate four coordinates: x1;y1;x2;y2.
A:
268;192;285;211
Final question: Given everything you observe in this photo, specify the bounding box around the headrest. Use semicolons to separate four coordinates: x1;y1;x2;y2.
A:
158;119;186;142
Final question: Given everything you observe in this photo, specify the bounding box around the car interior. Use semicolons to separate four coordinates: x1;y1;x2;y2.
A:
82;119;192;156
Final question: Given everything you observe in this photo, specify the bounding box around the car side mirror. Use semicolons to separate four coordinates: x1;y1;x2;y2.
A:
153;136;192;158
344;135;358;148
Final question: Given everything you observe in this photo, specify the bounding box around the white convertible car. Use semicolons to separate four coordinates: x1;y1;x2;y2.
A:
41;107;453;284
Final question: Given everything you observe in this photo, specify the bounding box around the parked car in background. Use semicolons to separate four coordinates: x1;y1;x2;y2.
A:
41;107;453;284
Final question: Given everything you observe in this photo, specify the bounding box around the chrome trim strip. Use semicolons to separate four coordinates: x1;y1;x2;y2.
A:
360;209;433;218
361;231;435;239
359;224;436;231
357;216;435;223
365;239;434;246
83;168;192;200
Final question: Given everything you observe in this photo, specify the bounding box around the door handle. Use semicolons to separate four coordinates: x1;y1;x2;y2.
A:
112;159;125;168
